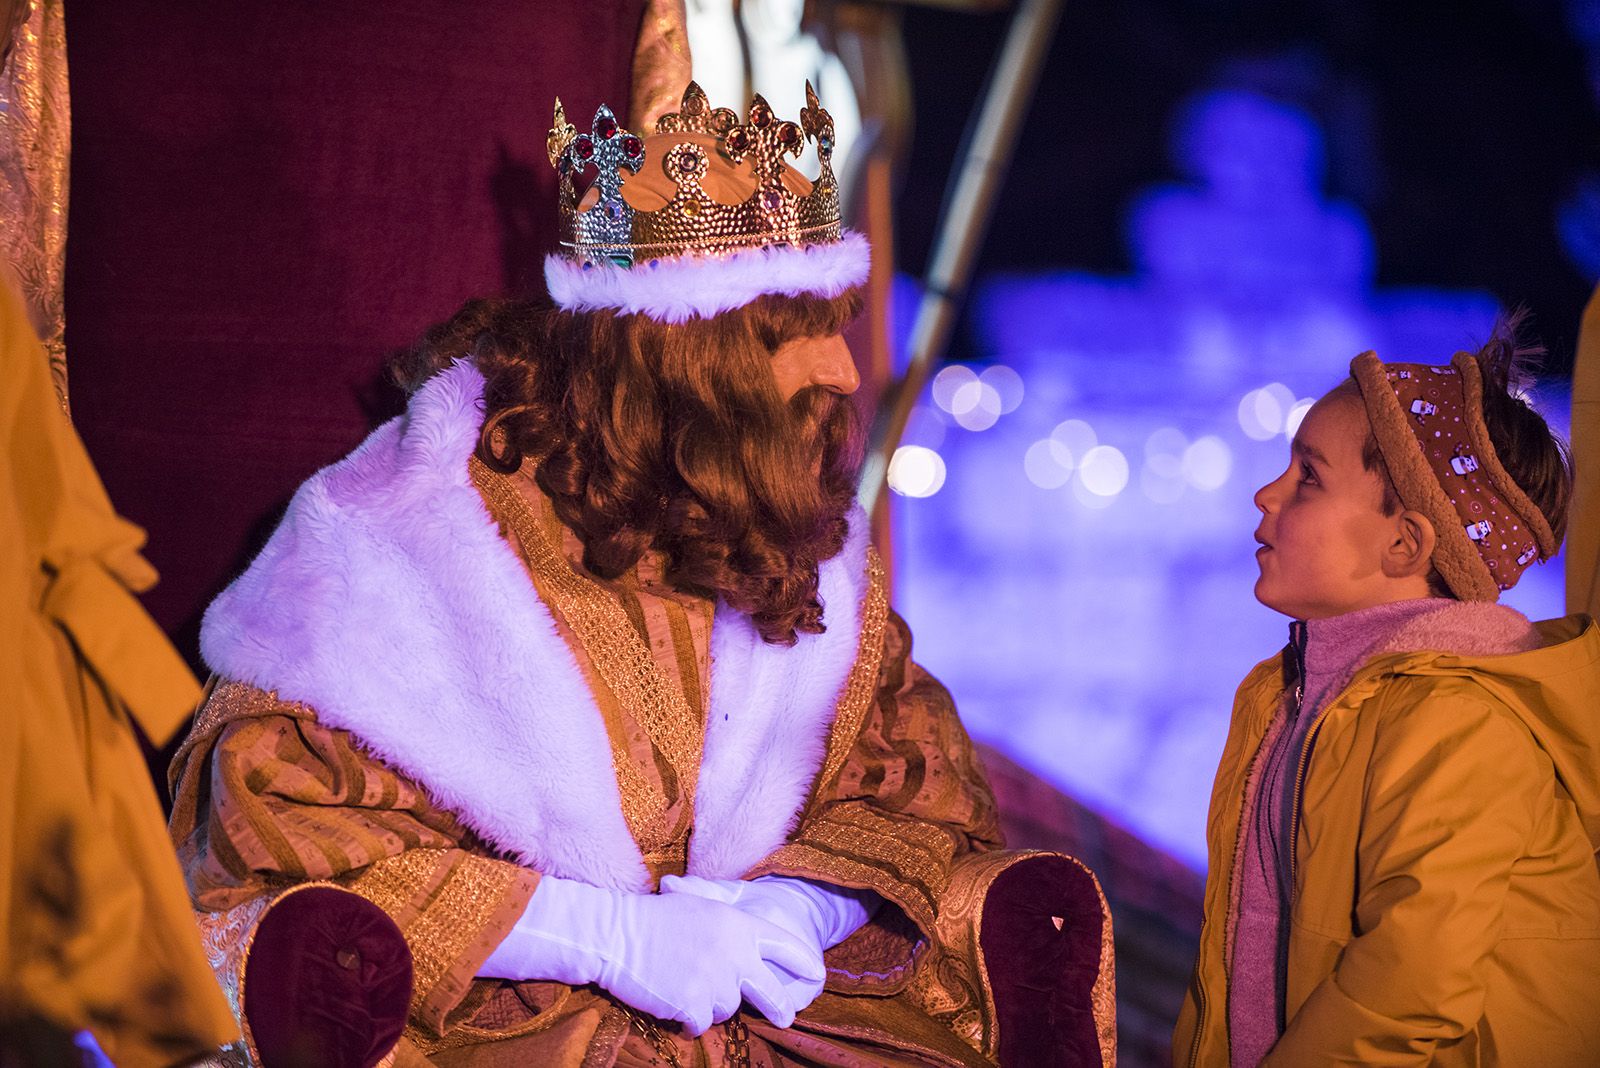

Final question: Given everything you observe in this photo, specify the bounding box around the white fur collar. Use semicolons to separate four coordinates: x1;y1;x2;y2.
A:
200;361;870;891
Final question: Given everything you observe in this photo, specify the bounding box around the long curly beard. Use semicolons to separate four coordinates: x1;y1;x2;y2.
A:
391;290;867;645
649;384;861;642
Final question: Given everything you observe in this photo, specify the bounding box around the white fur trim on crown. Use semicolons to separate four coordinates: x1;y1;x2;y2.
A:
544;230;870;323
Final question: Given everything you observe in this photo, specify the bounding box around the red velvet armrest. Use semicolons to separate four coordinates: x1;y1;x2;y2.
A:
982;853;1114;1066
916;850;1115;1066
241;885;413;1068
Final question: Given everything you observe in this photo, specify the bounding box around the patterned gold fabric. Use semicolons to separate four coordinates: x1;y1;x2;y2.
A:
0;0;69;408
751;611;1004;959
169;474;1012;1066
169;687;543;1038
475;460;713;874
628;0;692;131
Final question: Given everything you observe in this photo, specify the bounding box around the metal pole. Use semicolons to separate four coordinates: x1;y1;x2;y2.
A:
858;0;1065;512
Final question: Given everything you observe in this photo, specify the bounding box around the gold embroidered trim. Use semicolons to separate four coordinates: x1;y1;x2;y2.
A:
581;1004;636;1067
814;547;890;796
759;812;949;936
347;849;522;1024
642;836;689;874
472;459;704;849
196;894;271;1066
1090;867;1118;1068
805;806;955;891
186;680;313;749
346;849;453;926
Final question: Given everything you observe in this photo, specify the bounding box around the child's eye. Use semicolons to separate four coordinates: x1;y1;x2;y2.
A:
1297;463;1318;486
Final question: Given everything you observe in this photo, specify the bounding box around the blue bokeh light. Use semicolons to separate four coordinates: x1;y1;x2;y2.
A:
891;89;1570;868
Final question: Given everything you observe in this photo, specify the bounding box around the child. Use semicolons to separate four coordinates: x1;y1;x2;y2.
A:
1174;323;1600;1067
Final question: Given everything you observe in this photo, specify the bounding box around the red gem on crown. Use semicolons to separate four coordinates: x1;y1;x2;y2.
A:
551;82;844;266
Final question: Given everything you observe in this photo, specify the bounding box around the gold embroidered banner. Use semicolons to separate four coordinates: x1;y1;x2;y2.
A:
629;0;691;130
0;0;69;409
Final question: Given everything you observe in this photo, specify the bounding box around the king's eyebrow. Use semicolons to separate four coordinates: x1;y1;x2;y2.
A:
1292;440;1331;468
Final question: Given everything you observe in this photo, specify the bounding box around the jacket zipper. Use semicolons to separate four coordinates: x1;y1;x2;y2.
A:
1189;628;1307;1068
1188;970;1208;1068
1288;717;1327;893
1286;620;1314;891
1184;978;1203;1068
1288;621;1385;894
1289;625;1395;898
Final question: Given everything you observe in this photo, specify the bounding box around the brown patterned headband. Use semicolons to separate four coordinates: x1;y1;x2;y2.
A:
1350;351;1557;601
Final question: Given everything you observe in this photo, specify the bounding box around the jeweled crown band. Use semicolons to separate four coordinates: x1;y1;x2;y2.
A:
1351;351;1557;600
561;218;844;259
541;80;865;322
548;81;843;269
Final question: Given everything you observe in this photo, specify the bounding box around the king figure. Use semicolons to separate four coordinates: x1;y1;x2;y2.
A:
170;83;1112;1067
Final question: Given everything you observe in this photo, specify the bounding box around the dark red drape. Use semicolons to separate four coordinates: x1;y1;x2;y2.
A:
65;2;645;664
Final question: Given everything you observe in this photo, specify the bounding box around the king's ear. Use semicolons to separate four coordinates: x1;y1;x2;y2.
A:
1385;509;1437;579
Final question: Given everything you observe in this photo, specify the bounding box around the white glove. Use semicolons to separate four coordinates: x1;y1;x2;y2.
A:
659;874;880;1016
478;875;825;1035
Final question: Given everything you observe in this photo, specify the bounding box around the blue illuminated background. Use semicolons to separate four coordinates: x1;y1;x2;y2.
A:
887;87;1574;869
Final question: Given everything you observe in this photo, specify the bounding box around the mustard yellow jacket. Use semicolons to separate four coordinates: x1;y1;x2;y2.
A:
1569;284;1598;616
1174;615;1600;1067
0;271;237;1063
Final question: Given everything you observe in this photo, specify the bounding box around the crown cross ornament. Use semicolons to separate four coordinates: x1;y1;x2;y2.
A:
551;102;645;264
542;81;869;323
799;83;836;166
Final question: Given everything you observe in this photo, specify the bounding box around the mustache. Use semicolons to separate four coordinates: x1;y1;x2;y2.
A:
787;384;845;416
786;385;853;437
786;387;861;465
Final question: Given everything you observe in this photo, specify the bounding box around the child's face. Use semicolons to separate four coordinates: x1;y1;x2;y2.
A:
1252;385;1408;619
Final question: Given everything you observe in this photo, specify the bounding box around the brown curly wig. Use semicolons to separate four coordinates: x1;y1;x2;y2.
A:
389;290;864;645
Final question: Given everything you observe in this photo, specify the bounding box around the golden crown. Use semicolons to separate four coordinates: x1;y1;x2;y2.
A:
547;81;843;267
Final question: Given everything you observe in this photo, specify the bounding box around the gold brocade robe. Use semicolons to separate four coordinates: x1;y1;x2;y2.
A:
170;462;1010;1067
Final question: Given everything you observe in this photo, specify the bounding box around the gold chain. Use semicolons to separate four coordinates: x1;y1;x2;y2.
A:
624;1011;753;1068
722;1016;753;1067
627;1011;683;1068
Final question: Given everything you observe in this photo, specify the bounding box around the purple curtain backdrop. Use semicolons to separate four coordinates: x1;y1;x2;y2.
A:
64;2;646;664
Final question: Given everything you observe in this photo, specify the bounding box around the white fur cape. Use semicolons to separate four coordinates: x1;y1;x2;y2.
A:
200;361;871;893
544;231;870;323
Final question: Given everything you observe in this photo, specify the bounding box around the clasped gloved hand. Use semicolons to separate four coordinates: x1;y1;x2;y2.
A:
478;875;826;1035
659;874;881;1016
